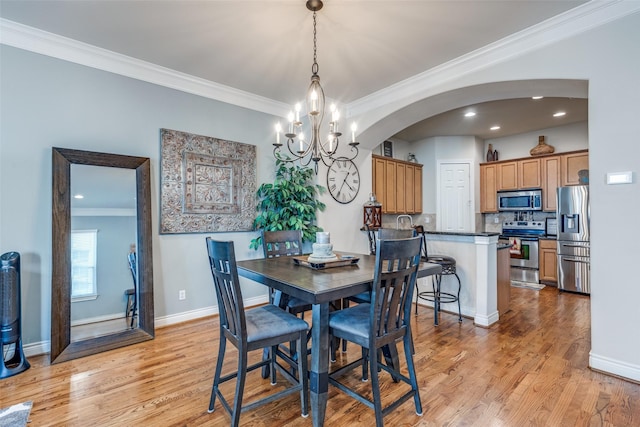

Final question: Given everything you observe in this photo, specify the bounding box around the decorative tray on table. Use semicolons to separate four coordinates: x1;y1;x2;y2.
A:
292;253;360;270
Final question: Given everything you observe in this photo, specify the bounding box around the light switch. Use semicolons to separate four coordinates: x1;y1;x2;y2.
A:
606;171;633;185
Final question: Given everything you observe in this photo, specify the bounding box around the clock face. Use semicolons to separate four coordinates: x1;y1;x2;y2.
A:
327;157;360;204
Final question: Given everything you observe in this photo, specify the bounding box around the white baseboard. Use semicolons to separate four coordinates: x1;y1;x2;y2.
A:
22;295;270;357
70;312;124;327
589;351;640;383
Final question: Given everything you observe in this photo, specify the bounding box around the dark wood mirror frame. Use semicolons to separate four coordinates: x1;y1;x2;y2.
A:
51;147;154;364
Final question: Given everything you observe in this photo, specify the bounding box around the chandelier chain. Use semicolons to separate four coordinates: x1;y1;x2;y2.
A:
312;11;318;76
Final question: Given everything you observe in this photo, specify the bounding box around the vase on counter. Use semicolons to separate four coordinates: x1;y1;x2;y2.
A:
530;135;555;156
486;144;495;162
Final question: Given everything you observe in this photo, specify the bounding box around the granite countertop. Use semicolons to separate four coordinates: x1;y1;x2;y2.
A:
424;231;501;237
497;243;512;250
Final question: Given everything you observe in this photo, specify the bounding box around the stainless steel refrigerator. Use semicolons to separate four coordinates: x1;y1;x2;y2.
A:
556;185;590;294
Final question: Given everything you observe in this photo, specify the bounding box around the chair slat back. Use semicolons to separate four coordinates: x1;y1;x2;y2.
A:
206;238;245;343
371;237;421;343
262;230;303;258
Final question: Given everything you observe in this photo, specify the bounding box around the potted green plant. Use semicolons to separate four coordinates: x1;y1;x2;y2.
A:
250;159;326;250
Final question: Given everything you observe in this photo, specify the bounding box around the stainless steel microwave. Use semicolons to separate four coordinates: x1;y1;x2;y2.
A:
497;189;542;211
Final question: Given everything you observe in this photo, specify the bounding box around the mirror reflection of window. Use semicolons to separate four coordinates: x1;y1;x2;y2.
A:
71;229;98;300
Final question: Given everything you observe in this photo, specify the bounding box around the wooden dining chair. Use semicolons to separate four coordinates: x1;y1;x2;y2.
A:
328;236;423;427
205;238;309;426
262;230;312;316
339;228;417;353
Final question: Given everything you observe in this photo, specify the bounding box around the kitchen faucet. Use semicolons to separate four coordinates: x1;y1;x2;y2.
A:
396;214;413;229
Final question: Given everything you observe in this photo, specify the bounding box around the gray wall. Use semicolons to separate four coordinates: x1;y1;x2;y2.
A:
0;45;276;346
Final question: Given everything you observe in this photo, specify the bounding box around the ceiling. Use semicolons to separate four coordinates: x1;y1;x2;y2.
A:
1;0;590;141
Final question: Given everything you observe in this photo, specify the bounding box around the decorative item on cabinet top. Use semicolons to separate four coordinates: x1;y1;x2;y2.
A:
486;144;498;162
530;135;555;156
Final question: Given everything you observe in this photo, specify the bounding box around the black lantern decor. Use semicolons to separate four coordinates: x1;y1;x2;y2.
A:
363;193;382;228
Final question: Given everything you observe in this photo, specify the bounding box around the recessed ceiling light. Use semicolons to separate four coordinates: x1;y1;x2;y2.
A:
74;194;84;199
532;96;544;100
553;111;566;117
464;112;476;117
490;126;501;131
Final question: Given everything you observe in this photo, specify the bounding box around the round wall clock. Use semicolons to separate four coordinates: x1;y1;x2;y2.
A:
327;157;360;204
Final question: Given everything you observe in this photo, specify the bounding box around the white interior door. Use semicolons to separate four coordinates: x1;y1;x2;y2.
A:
438;162;472;232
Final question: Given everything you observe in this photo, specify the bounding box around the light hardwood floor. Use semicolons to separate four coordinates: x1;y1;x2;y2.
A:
3;286;639;426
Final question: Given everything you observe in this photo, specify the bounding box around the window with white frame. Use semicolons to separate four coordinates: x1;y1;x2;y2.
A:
71;229;98;300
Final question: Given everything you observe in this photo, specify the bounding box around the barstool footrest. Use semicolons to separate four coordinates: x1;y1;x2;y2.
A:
417;291;458;304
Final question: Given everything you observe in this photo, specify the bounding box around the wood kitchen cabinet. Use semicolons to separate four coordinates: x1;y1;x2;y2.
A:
497;158;541;191
561;151;589;186
372;154;422;214
480;149;588;213
541;156;561;212
498;161;518;190
539;238;558;284
480;163;498;213
518;158;542;188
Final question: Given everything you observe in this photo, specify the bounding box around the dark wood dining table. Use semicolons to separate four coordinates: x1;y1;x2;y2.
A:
236;251;442;427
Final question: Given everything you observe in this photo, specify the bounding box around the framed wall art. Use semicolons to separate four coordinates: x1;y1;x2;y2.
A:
383;140;393;157
159;128;256;234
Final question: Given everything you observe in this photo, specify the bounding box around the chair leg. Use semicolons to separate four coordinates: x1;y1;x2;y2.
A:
432;275;441;326
270;344;278;386
361;348;369;381
369;347;384;427
297;330;309;417
209;335;227;413
454;273;462;322
261;347;271;379
403;332;423;416
230;349;248;427
342;299;349;352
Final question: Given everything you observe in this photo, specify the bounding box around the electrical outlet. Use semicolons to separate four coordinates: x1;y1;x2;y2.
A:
179;290;186;300
494;217;500;223
425;217;431;224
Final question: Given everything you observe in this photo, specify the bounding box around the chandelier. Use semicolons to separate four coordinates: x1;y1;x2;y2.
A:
272;0;359;173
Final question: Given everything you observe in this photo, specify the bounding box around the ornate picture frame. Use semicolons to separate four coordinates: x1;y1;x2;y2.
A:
159;129;256;233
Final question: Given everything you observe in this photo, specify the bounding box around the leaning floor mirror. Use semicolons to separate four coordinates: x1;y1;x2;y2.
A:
51;147;154;364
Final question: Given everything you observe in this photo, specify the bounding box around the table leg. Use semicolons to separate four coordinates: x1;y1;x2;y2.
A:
310;303;329;427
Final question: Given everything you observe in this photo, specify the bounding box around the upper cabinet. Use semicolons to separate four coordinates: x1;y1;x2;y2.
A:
561;151;589;186
480;149;588;213
480;163;498;213
372;155;423;214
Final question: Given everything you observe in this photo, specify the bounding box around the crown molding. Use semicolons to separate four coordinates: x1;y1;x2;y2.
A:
2;1;638;120
347;0;640;117
0;18;290;118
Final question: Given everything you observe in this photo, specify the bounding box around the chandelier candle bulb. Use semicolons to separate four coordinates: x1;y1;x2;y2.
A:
295;103;301;122
275;123;281;145
351;123;357;143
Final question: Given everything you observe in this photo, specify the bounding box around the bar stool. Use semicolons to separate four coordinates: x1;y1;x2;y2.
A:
414;225;462;326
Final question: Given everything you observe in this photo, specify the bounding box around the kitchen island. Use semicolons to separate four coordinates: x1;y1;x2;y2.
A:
416;231;501;327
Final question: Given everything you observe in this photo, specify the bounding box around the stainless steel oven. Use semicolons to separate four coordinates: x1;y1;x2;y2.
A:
508;237;539;283
501;220;545;284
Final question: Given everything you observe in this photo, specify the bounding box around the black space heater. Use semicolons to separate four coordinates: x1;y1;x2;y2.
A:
1;251;30;379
